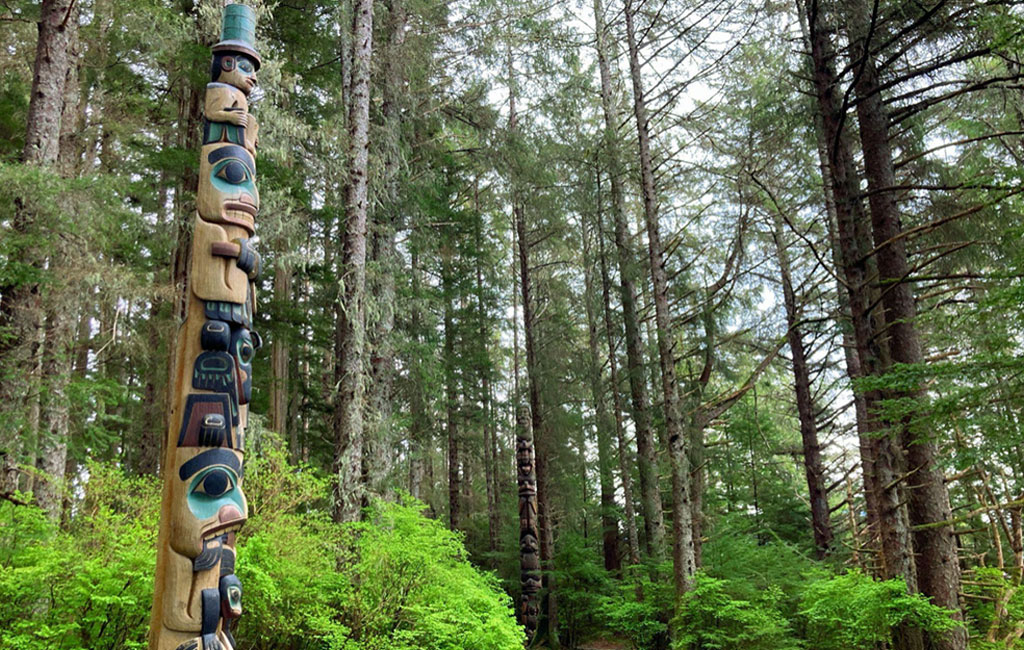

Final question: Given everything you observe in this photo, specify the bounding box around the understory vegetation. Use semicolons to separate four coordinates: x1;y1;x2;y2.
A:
0;436;980;649
4;0;1024;647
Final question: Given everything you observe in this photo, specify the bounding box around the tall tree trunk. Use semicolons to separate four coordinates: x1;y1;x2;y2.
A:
623;0;694;594
332;0;374;524
592;0;664;559
270;259;292;439
801;2;922;647
0;0;75;498
769;210;833;557
408;248;428;500
443;251;460;531
845;2;965;645
583;188;621;572
37;22;81;508
598;216;641;569
475;207;499;555
363;0;405;499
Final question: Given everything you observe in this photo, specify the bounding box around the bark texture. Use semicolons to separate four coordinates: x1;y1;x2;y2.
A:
770;211;833;557
593;0;664;559
624;0;694;593
583;197;621;573
332;0;374;524
845;2;965;645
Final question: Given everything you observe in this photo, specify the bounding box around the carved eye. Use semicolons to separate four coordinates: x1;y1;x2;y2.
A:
216;161;248;184
236;338;254;364
222;56;235;72
228;586;242;607
194;468;235;498
237;58;254;74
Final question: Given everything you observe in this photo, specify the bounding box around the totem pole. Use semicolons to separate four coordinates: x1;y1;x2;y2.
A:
516;405;541;644
148;5;262;650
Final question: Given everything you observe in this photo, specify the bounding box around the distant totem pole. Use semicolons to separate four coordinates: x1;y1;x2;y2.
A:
148;5;262;650
516;406;541;644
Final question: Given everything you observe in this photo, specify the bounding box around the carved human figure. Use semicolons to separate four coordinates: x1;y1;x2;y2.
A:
203;3;260;155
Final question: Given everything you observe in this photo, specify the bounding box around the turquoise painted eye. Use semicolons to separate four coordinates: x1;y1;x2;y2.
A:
187;465;243;519
237;59;254;74
217;161;248;185
236;338;254;364
195;468;234;497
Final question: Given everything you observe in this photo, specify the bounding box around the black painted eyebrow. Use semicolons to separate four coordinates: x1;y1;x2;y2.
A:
207;145;255;174
179;448;241;480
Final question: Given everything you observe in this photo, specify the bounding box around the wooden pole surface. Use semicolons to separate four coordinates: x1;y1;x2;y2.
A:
148;5;263;649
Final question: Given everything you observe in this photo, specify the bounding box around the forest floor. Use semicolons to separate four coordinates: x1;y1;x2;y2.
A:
575;637;631;650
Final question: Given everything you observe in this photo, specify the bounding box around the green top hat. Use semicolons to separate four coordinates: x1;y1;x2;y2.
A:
213;3;261;69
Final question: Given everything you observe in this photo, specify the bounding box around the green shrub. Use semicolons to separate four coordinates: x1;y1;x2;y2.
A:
342;496;524;650
596;566;672;650
0;442;523;650
799;570;962;650
0;464;159;649
672;572;800;650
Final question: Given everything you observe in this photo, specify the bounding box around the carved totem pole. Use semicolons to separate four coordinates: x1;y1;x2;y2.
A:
149;5;262;650
516;405;541;644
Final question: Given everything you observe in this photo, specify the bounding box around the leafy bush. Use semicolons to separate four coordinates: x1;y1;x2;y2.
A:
672;572;800;650
596;566;672;650
0;464;159;649
552;532;616;647
0;440;523;650
799;570;962;650
341;496;524;650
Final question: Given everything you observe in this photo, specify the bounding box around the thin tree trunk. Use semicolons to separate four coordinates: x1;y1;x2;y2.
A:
769;210;834;557
444;251;460;531
270;259;292;439
623;0;694;594
475;208;499;555
332;0;374;524
845;2;965;645
583;188;621;572
593;0;664;559
408;247;428;500
598;216;641;569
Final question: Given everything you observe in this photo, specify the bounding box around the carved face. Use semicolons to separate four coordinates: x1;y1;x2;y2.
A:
169;448;248;560
213;53;258;95
231;326;255;404
198;144;259;232
220;574;243;619
520;533;539;554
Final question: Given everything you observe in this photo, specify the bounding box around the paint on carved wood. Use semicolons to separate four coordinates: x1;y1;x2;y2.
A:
149;5;263;650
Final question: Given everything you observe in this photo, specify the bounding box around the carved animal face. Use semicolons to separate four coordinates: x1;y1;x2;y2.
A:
213;54;258;95
231;326;255;404
198;144;259;232
220;574;243;619
520;533;539;554
169;447;248;560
